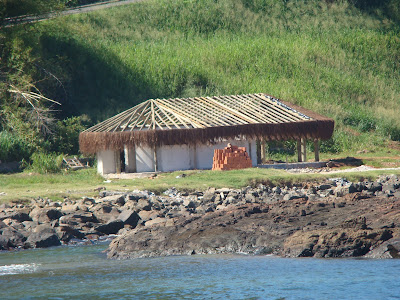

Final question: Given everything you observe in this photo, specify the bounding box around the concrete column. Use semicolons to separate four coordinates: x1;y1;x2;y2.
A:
260;138;266;163
153;145;158;172
115;151;121;174
301;138;307;162
124;145;136;173
248;140;252;161
297;139;302;162
297;138;307;162
314;139;320;162
192;143;197;169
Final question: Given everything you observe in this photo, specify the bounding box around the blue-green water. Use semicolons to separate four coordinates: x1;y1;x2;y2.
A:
1;243;400;300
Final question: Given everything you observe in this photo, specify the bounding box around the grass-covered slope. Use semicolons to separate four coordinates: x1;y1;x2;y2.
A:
30;0;400;153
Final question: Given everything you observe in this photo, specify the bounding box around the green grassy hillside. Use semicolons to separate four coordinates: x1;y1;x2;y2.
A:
20;0;400;154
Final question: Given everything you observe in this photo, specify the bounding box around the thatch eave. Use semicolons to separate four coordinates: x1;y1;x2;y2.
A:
79;118;334;154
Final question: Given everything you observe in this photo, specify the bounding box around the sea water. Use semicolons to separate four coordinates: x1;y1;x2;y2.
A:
1;242;400;300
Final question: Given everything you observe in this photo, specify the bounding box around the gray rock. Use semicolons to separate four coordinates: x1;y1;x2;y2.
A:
136;199;152;211
145;217;167;227
79;197;96;205
118;210;140;227
334;184;357;197
93;205;120;223
100;194;126;204
99;191;125;198
95;220;125;235
138;210;159;222
127;192;148;201
272;187;281;194
382;184;396;194
25;230;61;248
365;238;400;258
0;226;27;249
283;193;303;201
245;193;257;203
59;212;98;226
366;182;382;192
56;225;85;242
29;208;63;223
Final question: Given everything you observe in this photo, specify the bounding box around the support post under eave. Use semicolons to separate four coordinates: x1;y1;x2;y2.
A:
297;139;302;162
154;145;158;172
115;150;121;174
314;139;320;162
301;138;307;162
260;138;266;164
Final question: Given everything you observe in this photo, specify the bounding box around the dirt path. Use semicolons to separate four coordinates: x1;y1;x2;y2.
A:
2;0;144;27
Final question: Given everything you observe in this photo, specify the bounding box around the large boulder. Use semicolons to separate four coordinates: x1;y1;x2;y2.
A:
365;238;400;258
118;209;140;227
25;227;61;248
59;212;98;226
0;226;27;249
0;211;32;222
92;204;120;223
56;225;85;243
29;208;63;223
95;220;125;235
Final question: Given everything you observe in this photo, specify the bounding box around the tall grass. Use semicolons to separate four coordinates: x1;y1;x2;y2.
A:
22;0;400;153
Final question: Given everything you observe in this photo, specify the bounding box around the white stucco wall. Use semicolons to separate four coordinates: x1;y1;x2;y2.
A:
195;139;257;170
97;138;257;174
97;150;116;175
135;145;155;172
158;144;192;172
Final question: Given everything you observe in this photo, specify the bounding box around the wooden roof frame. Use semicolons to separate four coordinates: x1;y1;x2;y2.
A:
79;93;334;154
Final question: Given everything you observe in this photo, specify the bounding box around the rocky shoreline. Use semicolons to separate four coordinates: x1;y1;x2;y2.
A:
2;175;400;259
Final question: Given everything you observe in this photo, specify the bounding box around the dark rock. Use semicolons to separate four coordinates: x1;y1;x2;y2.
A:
136;199;152;211
366;182;382;192
25;228;61;248
118;210;140;227
4;212;32;222
93;205;120;223
317;184;332;191
341;217;367;230
283;193;303;201
29;208;63;223
56;225;85;242
95;220;125;235
59;212;98;226
127;191;149;201
0;226;27;248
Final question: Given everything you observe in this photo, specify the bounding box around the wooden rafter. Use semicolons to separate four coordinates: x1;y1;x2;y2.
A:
84;93;317;133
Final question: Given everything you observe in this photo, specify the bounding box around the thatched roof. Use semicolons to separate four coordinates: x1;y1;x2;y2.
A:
79;93;334;154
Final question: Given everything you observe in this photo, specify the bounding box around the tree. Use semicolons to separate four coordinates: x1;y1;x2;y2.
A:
0;1;74;160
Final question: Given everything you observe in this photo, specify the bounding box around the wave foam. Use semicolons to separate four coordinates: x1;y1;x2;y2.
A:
0;263;40;276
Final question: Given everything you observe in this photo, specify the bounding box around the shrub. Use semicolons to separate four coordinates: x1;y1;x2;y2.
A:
29;152;64;174
0;131;35;162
